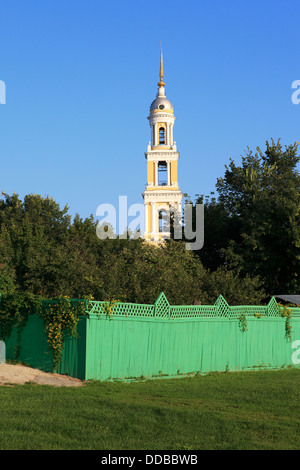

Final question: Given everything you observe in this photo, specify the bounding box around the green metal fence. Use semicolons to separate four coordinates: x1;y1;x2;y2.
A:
86;293;300;319
2;293;300;381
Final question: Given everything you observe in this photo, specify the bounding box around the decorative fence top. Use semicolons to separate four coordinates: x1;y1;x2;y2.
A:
86;293;300;320
1;292;299;321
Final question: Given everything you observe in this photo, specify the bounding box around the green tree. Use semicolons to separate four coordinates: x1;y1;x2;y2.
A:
96;237;207;305
214;139;300;294
201;267;265;305
0;193;102;298
0;190;271;306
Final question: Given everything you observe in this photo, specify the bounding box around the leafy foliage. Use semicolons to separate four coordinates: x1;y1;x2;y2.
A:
0;191;265;305
0;292;87;369
191;139;300;296
278;304;293;342
40;298;86;370
0;292;42;341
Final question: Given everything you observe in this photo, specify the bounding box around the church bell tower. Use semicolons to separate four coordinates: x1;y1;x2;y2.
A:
143;46;183;242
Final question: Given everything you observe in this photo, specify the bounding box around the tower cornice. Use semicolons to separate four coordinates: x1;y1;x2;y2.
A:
145;151;179;161
148;113;175;124
142;190;183;201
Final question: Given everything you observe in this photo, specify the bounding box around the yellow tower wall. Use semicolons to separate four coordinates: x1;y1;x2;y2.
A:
147;161;154;185
171;160;178;185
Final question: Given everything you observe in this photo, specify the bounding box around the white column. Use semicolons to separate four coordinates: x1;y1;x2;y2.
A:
167;161;171;186
170;124;173;146
154;124;157;146
145;203;148;235
154;161;158;186
151;202;156;234
178;202;182;226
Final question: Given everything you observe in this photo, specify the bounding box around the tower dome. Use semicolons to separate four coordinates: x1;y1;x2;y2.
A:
150;88;174;113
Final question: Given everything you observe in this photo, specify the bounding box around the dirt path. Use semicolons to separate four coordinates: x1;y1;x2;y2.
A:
0;363;84;387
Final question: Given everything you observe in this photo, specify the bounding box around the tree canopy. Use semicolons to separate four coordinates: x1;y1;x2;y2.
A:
0;191;264;305
193;139;300;295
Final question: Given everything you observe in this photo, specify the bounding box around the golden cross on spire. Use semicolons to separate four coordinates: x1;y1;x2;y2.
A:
158;41;165;88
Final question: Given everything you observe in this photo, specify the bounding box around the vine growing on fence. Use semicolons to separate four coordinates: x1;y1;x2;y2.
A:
238;312;248;332
279;305;293;342
240;304;293;342
0;293;87;370
0;293;296;371
40;297;86;370
101;299;120;319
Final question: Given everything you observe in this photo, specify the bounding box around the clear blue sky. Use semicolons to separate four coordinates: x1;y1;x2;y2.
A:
1;0;299;222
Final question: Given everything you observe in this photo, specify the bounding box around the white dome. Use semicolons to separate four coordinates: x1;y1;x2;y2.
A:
150;87;173;113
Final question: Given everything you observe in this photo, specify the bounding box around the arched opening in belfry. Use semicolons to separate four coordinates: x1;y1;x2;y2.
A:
158;210;169;233
158;161;167;186
159;127;165;145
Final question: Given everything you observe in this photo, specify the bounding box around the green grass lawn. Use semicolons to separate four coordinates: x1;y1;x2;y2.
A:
0;368;299;450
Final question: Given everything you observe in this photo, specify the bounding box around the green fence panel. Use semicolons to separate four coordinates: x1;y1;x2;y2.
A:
82;314;300;381
1;293;300;381
57;316;87;380
4;314;53;372
3;314;87;379
291;308;300;316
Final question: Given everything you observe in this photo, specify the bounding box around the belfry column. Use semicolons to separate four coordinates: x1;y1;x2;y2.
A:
145;203;148;234
151;202;156;234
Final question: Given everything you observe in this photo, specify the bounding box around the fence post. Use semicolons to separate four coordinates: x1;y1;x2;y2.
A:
214;295;230;317
267;297;280;316
154;292;170;318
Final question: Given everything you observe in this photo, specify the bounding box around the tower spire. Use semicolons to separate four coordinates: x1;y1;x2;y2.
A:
157;41;165;88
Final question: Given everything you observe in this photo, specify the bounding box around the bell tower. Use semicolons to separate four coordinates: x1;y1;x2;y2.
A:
143;46;183;242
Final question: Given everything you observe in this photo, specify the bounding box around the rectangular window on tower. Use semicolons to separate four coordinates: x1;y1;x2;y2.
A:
158;161;167;186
